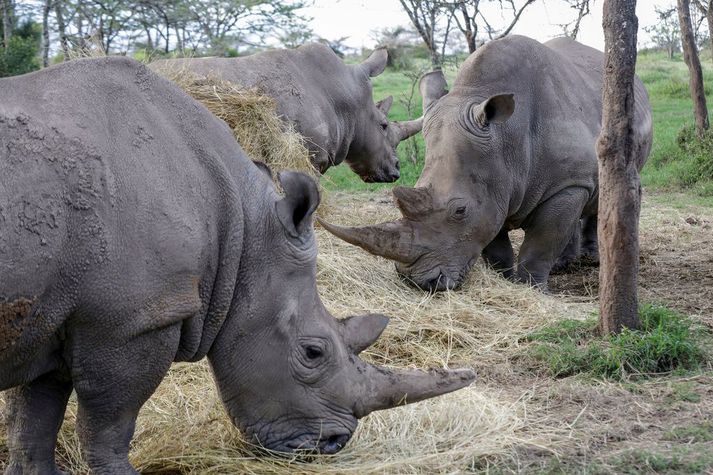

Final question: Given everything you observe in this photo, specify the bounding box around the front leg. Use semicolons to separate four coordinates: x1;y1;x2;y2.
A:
70;324;181;474
517;188;590;289
481;228;515;279
4;371;73;475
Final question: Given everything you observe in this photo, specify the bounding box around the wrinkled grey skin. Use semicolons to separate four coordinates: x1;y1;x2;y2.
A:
151;44;422;182
321;36;653;291
0;57;473;474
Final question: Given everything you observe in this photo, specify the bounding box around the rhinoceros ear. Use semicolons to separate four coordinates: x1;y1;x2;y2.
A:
472;94;515;127
340;314;389;354
361;47;388;77
419;70;448;113
376;96;393;115
276;171;320;239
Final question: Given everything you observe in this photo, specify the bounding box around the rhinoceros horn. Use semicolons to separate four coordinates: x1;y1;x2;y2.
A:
392;186;433;219
395;117;423;140
353;364;476;418
317;217;416;263
340;313;389;354
338;314;476;416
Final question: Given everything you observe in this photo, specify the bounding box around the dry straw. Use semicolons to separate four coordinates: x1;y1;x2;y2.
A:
148;61;327;208
67;45;323;203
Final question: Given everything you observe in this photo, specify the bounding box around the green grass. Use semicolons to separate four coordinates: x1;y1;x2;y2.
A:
609;447;713;474
326;50;713;201
637;51;713;195
524;304;707;380
664;422;713;442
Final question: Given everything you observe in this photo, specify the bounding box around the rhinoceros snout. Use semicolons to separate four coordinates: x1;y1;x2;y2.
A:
318;433;351;454
382;157;400;182
280;431;352;454
399;267;461;292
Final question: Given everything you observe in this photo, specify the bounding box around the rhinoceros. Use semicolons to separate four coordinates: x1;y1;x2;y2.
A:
151;43;422;182
0;57;473;474
320;36;653;291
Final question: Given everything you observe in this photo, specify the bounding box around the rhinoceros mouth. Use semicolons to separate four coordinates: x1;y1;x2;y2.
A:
398;257;477;292
281;432;352;454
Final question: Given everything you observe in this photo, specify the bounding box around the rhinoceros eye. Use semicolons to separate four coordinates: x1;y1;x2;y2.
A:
450;204;467;222
304;345;324;360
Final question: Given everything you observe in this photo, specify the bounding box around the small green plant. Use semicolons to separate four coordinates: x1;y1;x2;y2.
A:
676;125;713;182
665;422;713;442
525;304;707;380
611;447;713;474
668;382;702;403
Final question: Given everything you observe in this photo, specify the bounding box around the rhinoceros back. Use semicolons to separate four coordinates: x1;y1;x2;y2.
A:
544;36;653;171
0;57;251;386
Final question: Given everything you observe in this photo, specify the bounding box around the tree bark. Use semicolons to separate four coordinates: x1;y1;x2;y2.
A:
42;0;52;67
678;0;710;138
2;0;12;47
597;0;641;335
458;3;476;53
707;7;713;65
54;0;69;59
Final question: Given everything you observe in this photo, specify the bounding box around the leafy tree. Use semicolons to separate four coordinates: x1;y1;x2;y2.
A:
678;0;709;138
694;0;713;64
398;0;453;68
371;26;423;69
644;6;680;58
0;16;41;77
445;0;536;53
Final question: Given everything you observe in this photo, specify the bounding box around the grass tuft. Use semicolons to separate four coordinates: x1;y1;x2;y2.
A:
525;304;707;380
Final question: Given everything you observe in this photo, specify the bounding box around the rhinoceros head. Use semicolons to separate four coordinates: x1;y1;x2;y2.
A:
208;169;474;454
344;48;423;183
320;71;516;291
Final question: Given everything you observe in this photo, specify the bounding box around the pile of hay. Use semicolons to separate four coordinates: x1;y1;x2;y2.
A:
151;62;318;185
0;192;595;474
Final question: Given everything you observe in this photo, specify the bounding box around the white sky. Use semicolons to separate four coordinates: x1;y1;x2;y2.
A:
302;0;676;52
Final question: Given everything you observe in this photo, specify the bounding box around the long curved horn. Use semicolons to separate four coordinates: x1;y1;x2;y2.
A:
395;117;423;141
353;363;476;418
317;218;417;263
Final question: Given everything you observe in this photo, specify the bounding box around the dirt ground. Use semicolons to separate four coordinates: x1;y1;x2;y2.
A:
320;189;713;474
1;189;712;474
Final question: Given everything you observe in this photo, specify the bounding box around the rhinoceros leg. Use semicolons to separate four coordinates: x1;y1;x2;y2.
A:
72;324;181;474
4;371;73;475
481;228;515;279
551;220;582;274
580;215;599;265
517;188;590;289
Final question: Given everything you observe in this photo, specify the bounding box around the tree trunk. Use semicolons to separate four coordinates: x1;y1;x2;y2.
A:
54;0;69;59
597;0;642;335
678;0;710;138
2;0;12;47
145;27;153;50
430;47;441;69
458;3;476;53
708;8;713;65
42;0;51;67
